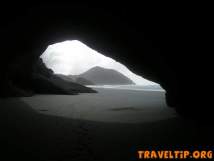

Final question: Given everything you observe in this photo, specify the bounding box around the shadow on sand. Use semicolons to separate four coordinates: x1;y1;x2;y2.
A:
0;98;213;161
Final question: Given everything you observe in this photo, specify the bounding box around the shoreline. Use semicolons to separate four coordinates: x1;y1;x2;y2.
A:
20;87;175;124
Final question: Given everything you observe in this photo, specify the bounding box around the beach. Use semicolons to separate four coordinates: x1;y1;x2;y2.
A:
20;85;175;123
0;86;213;161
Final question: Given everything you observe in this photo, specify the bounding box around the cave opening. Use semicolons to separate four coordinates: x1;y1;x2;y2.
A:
18;39;177;124
40;40;158;86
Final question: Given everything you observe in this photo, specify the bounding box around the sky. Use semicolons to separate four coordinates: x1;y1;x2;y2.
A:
40;40;157;85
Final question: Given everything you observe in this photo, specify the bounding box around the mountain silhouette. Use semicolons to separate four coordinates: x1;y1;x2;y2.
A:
78;66;135;85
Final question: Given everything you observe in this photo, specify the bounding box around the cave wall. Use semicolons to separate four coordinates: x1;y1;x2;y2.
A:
0;3;211;118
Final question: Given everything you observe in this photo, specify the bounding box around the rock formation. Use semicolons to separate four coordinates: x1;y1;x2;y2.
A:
77;66;135;85
56;74;94;85
57;67;135;85
32;58;97;94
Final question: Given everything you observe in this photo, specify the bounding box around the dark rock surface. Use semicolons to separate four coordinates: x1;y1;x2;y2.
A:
57;74;95;86
77;66;135;85
31;58;97;94
0;58;96;96
56;74;75;82
0;3;212;118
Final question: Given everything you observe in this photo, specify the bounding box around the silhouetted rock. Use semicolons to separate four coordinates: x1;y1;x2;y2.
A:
56;74;75;82
52;75;97;93
31;59;97;94
78;66;135;85
33;58;54;78
56;74;94;85
32;73;77;95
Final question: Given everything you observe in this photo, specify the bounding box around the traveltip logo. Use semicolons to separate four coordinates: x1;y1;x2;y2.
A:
137;150;213;160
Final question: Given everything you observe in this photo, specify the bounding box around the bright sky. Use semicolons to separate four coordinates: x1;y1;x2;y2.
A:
40;40;157;85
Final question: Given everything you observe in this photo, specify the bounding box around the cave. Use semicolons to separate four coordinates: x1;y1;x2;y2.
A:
25;39;167;123
0;3;213;161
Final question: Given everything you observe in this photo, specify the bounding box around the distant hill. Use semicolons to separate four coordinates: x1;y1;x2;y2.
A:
77;66;135;85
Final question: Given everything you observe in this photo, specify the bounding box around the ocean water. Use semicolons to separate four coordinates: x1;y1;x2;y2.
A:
87;84;165;92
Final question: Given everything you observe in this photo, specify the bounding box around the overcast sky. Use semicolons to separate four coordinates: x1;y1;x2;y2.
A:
41;40;157;85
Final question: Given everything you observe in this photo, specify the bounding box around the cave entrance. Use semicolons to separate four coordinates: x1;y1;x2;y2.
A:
40;40;158;87
22;40;175;124
21;40;176;123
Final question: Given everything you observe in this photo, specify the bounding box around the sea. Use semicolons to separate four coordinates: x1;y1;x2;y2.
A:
87;84;165;92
